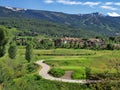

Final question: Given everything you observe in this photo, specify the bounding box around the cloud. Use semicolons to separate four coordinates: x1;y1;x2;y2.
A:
107;12;120;17
115;2;120;6
57;0;100;6
44;0;54;4
43;0;120;7
57;0;82;5
105;2;113;5
43;0;120;11
44;0;101;7
105;2;120;6
83;2;101;7
101;5;118;10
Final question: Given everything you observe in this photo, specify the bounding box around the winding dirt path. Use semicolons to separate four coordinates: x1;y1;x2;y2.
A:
36;60;101;83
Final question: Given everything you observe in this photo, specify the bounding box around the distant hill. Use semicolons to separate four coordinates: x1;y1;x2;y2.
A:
0;6;120;38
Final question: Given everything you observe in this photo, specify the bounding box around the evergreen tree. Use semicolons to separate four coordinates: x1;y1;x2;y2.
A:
25;43;33;62
8;43;17;59
0;26;9;57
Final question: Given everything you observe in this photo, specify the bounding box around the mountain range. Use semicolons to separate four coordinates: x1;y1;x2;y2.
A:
0;6;120;38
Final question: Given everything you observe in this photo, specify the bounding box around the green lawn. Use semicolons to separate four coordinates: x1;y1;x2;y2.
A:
18;48;120;73
32;49;120;79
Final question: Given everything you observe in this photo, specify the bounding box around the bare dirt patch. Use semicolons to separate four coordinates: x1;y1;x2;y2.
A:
61;71;73;80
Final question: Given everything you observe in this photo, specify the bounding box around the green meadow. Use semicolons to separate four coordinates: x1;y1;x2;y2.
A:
1;47;120;89
15;48;120;76
34;48;120;79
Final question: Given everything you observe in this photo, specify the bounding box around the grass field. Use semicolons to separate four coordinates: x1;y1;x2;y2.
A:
2;47;120;79
18;48;120;73
0;47;120;89
18;48;120;72
0;48;92;90
0;84;2;90
30;48;120;79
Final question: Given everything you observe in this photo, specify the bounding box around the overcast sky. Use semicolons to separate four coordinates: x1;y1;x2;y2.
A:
0;0;120;17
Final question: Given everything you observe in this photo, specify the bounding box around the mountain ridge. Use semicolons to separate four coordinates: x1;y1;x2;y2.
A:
0;6;120;37
1;6;115;17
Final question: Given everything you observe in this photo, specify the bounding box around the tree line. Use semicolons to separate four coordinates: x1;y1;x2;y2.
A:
15;36;120;50
0;26;33;62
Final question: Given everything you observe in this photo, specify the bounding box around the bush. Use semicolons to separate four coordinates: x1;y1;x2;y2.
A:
106;44;114;50
33;74;42;80
26;63;38;73
49;68;65;77
85;67;91;80
13;64;26;78
72;71;86;79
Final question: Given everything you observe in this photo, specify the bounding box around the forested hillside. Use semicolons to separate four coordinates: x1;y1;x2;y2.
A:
0;6;120;37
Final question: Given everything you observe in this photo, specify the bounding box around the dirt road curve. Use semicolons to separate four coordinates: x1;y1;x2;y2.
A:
36;60;101;83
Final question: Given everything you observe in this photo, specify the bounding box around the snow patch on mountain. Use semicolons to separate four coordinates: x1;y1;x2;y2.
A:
5;6;27;11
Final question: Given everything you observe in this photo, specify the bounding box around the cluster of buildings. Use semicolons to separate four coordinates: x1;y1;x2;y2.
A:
15;37;120;49
55;37;105;47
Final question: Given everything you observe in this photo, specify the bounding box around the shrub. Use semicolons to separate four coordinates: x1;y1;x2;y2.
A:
106;44;114;50
85;67;91;80
33;74;42;80
72;71;86;79
26;63;38;73
49;68;65;77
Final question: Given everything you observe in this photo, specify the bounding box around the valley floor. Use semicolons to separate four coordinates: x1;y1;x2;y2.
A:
0;48;120;90
36;60;101;83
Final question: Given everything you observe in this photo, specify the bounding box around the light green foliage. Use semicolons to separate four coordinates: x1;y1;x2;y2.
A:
72;69;86;79
40;49;120;80
0;60;14;83
49;68;65;77
26;63;38;73
3;75;89;90
0;47;120;89
33;39;55;49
